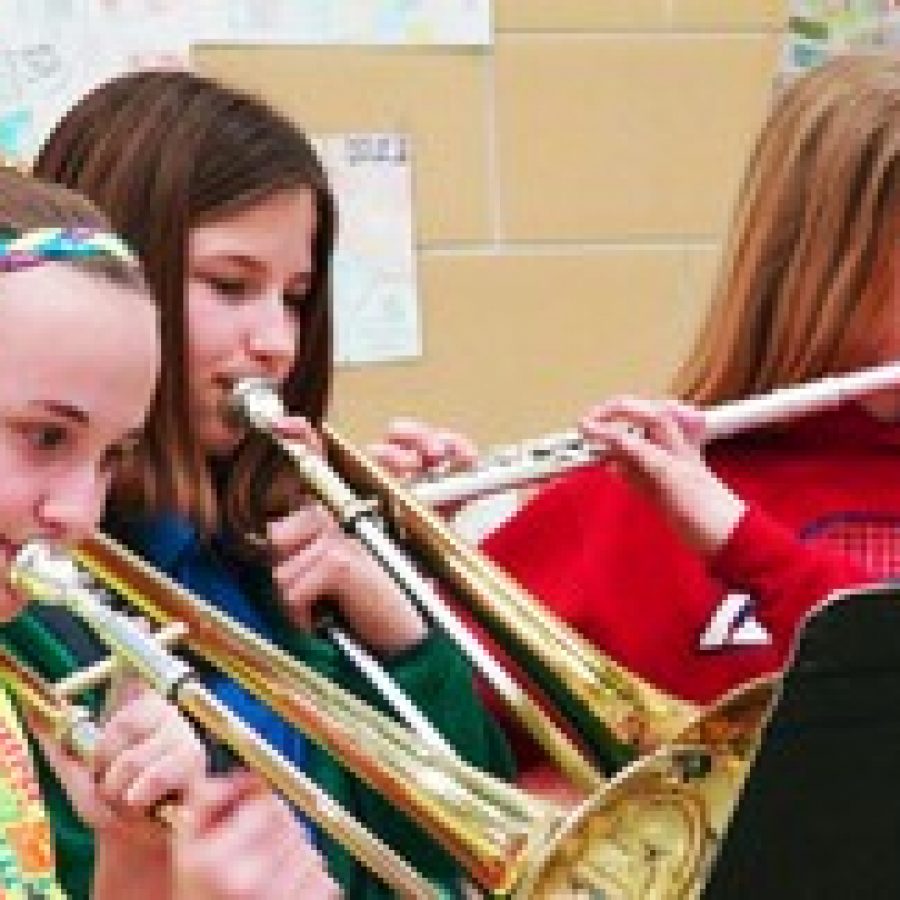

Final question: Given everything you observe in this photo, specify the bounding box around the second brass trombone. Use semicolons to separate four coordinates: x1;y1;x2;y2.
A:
52;531;771;898
230;377;772;778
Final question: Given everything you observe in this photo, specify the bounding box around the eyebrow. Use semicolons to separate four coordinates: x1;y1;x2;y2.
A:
30;401;89;424
193;253;266;273
194;254;313;282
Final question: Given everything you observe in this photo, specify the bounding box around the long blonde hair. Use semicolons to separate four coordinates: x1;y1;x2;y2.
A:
674;54;900;404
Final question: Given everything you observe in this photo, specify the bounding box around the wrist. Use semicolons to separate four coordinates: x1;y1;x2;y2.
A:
95;831;171;900
357;577;428;656
96;827;170;862
688;487;747;559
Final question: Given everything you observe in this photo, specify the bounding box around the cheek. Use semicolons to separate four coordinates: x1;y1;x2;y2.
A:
0;458;37;621
186;288;242;375
0;449;36;545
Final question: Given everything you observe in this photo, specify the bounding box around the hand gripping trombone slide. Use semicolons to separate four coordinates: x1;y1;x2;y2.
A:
0;642;186;828
8;540;437;899
12;537;771;898
230;378;601;791
230;378;773;774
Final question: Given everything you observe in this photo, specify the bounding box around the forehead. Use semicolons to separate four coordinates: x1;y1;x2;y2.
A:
0;265;158;421
189;187;317;266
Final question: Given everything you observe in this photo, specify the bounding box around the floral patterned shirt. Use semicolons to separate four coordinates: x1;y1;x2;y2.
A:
0;690;63;899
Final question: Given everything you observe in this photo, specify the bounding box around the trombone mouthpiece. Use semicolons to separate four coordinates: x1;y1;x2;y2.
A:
8;540;84;606
229;377;285;428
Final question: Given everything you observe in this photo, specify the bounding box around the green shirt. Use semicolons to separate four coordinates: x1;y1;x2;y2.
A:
0;610;514;898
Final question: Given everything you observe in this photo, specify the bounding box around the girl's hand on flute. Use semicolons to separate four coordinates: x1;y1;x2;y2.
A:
367;418;479;517
367;418;479;482
579;396;745;558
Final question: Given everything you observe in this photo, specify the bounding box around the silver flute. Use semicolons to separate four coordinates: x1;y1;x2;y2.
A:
412;361;900;507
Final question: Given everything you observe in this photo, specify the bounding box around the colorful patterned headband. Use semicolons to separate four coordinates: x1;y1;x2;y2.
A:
0;226;136;273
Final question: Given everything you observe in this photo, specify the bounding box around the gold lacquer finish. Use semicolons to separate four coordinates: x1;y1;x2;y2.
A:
10;543;439;899
0;644;90;749
322;422;768;763
69;532;774;898
521;678;775;899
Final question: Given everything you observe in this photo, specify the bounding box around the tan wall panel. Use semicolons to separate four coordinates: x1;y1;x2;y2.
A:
496;0;787;31
672;0;787;29
495;1;670;31
683;242;722;316
194;44;489;242
496;34;779;240
331;249;708;444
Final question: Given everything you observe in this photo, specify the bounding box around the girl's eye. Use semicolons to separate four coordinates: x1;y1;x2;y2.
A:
26;424;68;452
209;276;252;301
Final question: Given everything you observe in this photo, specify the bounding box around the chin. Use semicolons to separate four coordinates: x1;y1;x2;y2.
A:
198;413;247;459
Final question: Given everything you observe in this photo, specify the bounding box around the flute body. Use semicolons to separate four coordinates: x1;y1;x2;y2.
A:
413;362;900;507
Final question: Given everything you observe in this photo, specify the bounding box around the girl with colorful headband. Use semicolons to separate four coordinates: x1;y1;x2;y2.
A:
27;68;513;897
0;166;336;898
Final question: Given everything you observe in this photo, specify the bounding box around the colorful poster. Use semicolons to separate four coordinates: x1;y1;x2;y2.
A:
785;1;900;74
314;134;421;364
0;0;191;161
197;0;491;46
0;0;490;161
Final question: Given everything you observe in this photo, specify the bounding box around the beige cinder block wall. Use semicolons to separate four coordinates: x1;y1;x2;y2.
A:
195;1;785;444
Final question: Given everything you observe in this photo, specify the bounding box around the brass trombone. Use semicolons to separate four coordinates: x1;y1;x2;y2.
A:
231;379;601;791
9;541;438;899
11;535;772;898
230;379;772;776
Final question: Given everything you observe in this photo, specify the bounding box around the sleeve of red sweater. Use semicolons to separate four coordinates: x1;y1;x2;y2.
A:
710;504;871;653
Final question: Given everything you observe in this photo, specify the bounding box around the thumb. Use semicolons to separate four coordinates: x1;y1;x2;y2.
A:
671;403;708;445
27;711;115;831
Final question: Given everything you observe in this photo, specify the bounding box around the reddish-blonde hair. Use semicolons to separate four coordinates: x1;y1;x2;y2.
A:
674;54;900;404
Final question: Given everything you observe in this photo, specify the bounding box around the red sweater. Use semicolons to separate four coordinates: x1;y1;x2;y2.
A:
481;403;900;715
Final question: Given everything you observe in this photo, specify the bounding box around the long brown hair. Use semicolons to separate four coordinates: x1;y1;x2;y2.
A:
34;69;336;541
674;54;900;404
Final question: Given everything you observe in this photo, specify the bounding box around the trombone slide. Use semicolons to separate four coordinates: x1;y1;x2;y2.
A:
9;541;440;900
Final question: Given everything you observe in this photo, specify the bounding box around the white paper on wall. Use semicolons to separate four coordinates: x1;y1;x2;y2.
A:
0;0;191;161
314;133;421;365
193;0;491;46
0;0;490;161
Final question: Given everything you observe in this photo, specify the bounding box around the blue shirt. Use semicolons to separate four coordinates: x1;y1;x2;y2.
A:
110;512;314;837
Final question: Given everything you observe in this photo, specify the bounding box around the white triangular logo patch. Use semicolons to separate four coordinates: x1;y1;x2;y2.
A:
699;591;772;650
